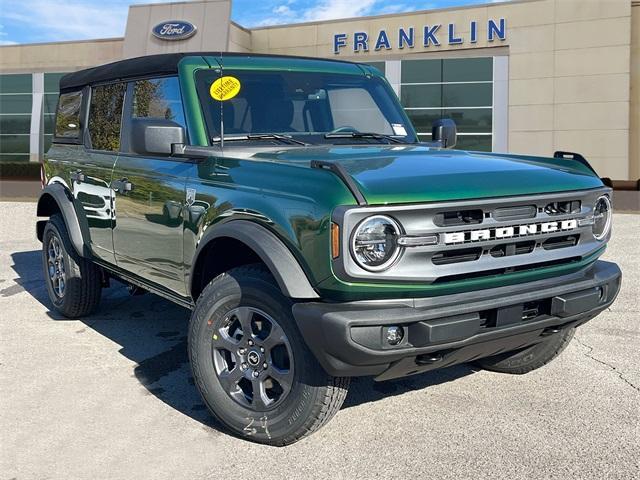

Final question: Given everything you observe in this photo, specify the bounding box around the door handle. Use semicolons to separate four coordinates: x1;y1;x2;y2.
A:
112;178;133;194
70;171;85;183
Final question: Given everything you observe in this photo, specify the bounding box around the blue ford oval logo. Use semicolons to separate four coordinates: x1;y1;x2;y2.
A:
152;21;197;41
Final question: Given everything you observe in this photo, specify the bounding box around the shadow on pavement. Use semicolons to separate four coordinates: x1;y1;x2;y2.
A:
8;249;475;429
4;250;52;308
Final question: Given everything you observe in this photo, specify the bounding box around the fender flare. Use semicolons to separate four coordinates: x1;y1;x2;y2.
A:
191;220;320;300
36;183;88;257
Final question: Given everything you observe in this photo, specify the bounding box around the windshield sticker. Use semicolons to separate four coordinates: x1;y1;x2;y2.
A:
392;124;407;136
210;76;241;101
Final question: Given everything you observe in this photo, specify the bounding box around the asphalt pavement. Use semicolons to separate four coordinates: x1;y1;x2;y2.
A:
1;202;638;479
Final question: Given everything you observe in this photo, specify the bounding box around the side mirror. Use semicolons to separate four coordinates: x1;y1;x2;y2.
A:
131;118;185;156
432;118;457;149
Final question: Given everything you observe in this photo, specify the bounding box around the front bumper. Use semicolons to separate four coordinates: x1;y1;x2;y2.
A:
293;260;621;381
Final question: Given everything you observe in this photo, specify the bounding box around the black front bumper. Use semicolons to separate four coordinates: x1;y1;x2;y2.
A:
293;260;621;381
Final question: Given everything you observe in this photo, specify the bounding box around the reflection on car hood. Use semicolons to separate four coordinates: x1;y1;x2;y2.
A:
249;145;604;204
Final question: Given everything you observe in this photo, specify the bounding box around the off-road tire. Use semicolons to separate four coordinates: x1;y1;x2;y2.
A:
42;214;102;318
475;327;575;374
188;264;349;446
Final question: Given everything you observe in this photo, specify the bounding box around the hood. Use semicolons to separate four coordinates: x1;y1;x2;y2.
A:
251;145;603;204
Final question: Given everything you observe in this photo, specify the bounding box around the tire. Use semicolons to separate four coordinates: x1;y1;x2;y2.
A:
42;214;102;318
188;264;349;446
475;327;575;374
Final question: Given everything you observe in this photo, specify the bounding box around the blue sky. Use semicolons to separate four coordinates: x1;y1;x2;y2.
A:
0;0;506;45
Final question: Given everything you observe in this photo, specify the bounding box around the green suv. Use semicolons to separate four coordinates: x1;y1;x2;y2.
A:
37;53;621;446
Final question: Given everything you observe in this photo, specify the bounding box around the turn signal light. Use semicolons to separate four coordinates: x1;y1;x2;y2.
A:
331;222;340;259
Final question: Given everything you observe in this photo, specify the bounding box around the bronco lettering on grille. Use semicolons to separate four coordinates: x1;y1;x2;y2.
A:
443;219;578;245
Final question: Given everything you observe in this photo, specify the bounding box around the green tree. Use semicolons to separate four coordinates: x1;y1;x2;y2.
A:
88;83;126;151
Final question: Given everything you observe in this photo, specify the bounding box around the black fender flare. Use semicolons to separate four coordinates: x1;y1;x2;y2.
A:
191;220;320;300
36;183;88;257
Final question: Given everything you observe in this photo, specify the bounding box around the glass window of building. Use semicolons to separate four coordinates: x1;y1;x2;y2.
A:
44;73;68;153
400;57;493;151
88;83;126;152
0;74;32;162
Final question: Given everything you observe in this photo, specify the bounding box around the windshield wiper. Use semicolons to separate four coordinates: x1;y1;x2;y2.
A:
212;134;310;146
323;132;406;144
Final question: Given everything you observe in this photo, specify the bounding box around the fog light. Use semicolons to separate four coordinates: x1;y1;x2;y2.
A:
385;326;404;346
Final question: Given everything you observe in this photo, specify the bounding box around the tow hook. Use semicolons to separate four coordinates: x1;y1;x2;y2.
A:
416;354;443;365
541;327;561;336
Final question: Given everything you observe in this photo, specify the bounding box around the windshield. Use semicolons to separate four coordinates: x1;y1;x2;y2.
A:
195;69;418;145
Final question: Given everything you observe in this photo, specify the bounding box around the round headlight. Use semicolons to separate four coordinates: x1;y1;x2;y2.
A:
592;195;612;241
351;215;402;271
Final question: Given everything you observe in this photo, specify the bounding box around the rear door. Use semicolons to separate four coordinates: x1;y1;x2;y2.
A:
111;76;191;296
71;83;126;263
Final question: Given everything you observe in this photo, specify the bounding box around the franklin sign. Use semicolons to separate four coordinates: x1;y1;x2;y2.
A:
333;18;506;54
152;21;197;41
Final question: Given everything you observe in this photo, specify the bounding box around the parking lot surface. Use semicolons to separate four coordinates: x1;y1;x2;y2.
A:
1;202;638;479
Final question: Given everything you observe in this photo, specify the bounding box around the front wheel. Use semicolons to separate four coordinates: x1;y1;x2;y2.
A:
188;265;349;446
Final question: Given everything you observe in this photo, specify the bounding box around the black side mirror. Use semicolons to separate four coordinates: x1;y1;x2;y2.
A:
131;118;185;156
432;118;457;149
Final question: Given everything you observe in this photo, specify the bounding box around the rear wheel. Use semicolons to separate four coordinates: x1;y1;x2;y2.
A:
41;214;102;318
475;327;575;374
188;264;349;446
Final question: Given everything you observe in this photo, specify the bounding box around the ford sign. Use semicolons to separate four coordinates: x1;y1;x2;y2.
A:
152;21;197;41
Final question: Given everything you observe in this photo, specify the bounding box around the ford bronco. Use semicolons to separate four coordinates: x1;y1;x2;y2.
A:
37;53;621;446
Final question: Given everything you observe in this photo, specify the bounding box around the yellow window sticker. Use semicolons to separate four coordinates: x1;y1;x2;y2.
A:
210;76;241;101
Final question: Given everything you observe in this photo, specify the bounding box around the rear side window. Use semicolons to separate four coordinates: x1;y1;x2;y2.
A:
88;83;126;151
55;91;82;140
132;77;186;129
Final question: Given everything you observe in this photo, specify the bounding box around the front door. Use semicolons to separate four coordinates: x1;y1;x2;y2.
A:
111;77;190;296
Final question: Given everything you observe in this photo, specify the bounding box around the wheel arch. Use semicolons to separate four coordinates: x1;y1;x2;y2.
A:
190;220;320;301
36;183;88;257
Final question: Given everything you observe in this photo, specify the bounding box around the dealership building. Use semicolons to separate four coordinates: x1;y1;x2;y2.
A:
0;0;638;182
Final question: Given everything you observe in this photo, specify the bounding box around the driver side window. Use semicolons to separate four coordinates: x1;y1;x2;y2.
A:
131;76;187;130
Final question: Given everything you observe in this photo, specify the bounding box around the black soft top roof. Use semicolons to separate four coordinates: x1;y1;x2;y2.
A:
59;52;359;91
59;52;217;90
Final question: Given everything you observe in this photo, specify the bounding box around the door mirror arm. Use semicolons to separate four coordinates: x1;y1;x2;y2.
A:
171;143;215;161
